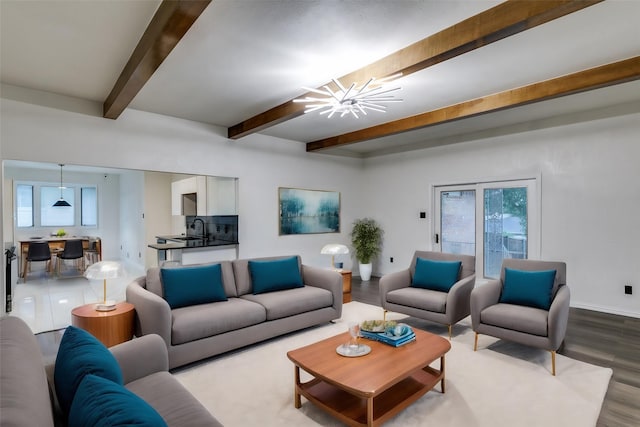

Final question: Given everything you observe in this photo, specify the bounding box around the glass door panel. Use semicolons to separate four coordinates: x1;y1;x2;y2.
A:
440;190;476;256
483;187;528;279
435;179;538;279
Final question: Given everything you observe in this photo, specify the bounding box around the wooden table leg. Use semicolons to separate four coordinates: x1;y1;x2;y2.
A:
367;396;374;426
294;366;301;408
440;355;446;393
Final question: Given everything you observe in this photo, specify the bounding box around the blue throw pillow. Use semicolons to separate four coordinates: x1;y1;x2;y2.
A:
500;268;557;310
412;258;462;292
161;263;227;309
68;374;168;427
54;326;124;415
249;256;304;294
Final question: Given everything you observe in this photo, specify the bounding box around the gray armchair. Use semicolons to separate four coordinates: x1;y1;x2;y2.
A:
471;259;570;375
380;251;476;339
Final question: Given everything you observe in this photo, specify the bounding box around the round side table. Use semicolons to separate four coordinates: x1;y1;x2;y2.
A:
71;302;135;347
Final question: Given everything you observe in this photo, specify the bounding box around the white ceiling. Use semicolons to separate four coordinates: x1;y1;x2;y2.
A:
2;0;639;158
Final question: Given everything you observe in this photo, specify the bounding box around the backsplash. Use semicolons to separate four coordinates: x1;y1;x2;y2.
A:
185;215;238;243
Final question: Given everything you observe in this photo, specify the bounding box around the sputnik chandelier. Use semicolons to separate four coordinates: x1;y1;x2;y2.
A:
294;73;402;119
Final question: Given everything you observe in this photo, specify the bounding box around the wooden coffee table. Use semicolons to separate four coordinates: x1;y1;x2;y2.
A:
287;328;451;427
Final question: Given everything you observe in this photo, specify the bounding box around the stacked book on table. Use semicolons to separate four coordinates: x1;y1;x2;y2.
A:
360;324;416;347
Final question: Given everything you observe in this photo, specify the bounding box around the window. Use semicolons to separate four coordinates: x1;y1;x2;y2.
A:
81;187;97;226
15;181;97;228
16;184;34;227
41;186;75;226
435;179;538;279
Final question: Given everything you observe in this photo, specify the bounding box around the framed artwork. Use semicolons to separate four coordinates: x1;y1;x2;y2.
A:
279;187;340;235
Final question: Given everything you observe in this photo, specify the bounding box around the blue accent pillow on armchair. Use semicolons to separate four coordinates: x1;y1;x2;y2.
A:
412;258;462;292
54;326;124;415
249;256;304;294
500;268;557;310
161;263;227;309
69;374;168;427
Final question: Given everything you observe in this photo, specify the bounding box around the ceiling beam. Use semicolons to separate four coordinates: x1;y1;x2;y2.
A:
228;0;603;139
103;0;211;119
306;56;640;152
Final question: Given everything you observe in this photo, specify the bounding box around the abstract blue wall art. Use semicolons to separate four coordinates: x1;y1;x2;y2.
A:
279;187;340;235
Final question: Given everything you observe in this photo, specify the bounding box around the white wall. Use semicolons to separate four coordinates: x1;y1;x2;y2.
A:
144;171;173;270
2;86;638;317
118;169;143;272
362;112;640;317
0;90;363;275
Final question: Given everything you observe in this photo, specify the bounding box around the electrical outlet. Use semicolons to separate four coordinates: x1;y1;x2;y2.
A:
390;257;394;263
625;285;632;295
419;212;426;219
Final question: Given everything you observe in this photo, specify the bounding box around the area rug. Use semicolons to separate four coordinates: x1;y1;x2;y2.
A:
174;301;612;426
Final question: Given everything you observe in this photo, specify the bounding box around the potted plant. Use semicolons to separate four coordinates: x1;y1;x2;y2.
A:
350;218;383;281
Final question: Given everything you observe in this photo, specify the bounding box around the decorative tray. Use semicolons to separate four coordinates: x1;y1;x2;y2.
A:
360;319;397;333
336;344;371;357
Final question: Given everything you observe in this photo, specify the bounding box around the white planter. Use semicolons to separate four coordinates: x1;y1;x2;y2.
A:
359;263;373;281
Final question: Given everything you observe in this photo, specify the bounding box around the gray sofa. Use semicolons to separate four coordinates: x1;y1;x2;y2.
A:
127;255;343;369
0;315;221;427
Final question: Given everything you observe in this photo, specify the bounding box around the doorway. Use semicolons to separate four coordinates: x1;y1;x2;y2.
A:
434;178;539;279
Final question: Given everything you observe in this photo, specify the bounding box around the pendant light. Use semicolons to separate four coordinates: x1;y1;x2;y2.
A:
53;164;71;207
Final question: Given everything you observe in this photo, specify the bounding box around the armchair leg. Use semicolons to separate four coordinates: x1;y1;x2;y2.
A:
474;332;479;351
447;325;452;340
550;350;556;376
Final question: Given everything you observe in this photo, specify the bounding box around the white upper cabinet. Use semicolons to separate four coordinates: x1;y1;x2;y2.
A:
172;176;237;216
206;177;237;215
171;177;195;216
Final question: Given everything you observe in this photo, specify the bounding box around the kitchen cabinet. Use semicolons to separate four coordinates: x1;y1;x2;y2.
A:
172;176;237;216
206;177;237;215
171;176;207;216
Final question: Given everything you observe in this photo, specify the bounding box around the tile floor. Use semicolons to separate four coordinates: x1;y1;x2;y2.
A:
9;261;142;334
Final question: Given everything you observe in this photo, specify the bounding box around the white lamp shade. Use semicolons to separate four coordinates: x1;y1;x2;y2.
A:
84;261;124;280
320;244;350;255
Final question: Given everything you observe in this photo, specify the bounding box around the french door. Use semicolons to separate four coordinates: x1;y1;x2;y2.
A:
434;179;538;279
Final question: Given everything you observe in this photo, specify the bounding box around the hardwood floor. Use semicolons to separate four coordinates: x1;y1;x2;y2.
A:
353;276;640;427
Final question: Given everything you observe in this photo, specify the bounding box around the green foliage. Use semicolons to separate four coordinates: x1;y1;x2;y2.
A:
350;218;383;264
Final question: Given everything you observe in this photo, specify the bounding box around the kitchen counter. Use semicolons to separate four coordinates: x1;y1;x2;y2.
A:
149;235;238;266
150;235;238;250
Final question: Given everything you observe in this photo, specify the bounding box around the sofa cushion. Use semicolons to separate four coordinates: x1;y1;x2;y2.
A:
248;256;304;294
481;303;549;336
147;261;238;298
500;268;556;310
54;325;124;415
171;297;266;345
69;374;167;427
126;371;222;427
386;287;447;313
412;257;461;292
233;255;302;296
241;286;333;320
161;264;227;309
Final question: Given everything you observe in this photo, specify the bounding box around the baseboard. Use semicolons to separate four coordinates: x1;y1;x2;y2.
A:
570;301;640;319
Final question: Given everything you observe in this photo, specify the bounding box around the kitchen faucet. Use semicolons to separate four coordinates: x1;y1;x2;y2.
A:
190;218;208;239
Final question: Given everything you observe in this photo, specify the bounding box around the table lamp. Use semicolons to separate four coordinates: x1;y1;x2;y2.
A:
84;261;124;311
320;244;349;270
